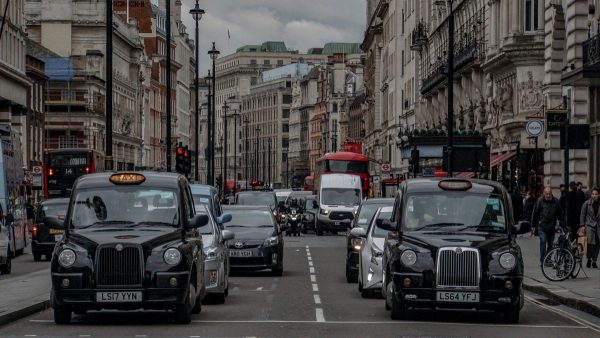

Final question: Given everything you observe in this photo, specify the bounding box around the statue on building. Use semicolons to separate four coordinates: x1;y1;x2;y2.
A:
519;71;543;113
500;85;514;120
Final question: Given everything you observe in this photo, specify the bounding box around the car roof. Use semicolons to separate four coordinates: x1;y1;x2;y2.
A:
362;198;394;205
42;198;70;205
403;178;504;195
223;205;272;211
190;184;217;195
73;171;185;190
378;206;394;213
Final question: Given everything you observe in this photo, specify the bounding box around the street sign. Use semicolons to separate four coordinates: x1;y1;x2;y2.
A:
381;163;391;172
546;110;567;131
373;175;380;185
32;166;43;188
526;120;544;137
422;168;435;177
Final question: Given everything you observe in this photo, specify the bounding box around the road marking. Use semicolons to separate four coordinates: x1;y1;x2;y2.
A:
256;287;263;291
310;274;316;282
189;320;587;328
308;261;313;266
24;335;37;337
315;308;325;322
309;267;315;273
526;296;600;333
314;294;321;304
312;283;319;291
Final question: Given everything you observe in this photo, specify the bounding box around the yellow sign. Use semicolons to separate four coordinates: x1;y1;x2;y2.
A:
109;173;146;185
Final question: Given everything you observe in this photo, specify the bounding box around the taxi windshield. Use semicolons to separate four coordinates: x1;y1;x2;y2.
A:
402;192;507;233
70;187;180;228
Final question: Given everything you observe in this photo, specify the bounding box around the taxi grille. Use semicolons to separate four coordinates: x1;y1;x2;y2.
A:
329;211;353;221
96;245;143;287
436;247;480;289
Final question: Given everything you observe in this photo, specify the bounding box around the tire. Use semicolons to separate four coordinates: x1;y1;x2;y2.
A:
345;260;357;283
361;288;371;298
272;266;283;276
52;291;72;325
390;292;407;320
504;307;520;323
358;280;363;293
542;247;575;281
0;254;11;274
224;286;229;297
33;252;42;262
191;295;203;314
174;286;193;324
73;309;87;316
212;292;226;305
316;223;323;236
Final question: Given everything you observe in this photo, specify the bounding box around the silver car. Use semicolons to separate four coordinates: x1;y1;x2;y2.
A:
197;205;234;303
351;206;393;298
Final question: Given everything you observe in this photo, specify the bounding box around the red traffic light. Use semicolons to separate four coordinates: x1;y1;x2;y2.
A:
184;150;189;158
177;147;183;155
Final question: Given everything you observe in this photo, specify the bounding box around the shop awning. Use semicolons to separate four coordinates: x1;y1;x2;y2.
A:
455;172;475;179
490;151;517;168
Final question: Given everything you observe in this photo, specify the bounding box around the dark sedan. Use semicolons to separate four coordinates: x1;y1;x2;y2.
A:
222;206;284;276
33;198;69;261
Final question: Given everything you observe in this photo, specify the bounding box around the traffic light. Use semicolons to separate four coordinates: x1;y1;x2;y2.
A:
176;144;186;175
183;145;191;176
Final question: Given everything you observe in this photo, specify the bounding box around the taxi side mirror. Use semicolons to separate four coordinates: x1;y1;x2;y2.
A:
377;219;397;231
350;227;367;238
221;230;235;242
45;216;64;230
188;214;208;229
217;213;232;224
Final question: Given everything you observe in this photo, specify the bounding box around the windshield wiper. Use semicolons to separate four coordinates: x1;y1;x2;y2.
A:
456;225;505;232
411;222;465;232
257;225;274;228
78;220;135;229
128;221;177;228
226;224;247;228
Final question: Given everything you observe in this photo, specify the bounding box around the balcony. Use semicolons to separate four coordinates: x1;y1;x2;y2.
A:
421;41;482;95
562;34;600;86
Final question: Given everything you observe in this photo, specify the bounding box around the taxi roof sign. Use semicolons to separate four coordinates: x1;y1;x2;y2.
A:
438;180;472;191
109;173;146;185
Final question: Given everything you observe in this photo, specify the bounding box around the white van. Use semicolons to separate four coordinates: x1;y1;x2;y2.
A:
316;174;362;235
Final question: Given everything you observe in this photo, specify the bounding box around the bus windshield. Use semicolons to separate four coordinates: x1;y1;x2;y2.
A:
326;160;368;173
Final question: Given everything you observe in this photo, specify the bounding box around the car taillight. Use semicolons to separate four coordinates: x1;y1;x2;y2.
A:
32;226;38;239
84;166;90;173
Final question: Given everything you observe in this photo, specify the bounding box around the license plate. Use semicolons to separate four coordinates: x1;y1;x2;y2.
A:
49;229;64;235
230;250;252;257
54;235;63;242
96;291;142;303
436;291;479;303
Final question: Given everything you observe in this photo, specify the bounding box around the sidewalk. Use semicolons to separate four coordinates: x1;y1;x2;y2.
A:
518;236;600;317
0;268;51;326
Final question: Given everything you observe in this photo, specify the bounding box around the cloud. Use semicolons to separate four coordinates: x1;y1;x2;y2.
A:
178;0;365;73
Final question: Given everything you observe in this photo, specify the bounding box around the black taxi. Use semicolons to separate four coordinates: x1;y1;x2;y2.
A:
380;179;530;323
46;172;208;324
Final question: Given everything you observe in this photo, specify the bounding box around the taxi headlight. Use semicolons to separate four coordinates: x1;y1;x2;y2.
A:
320;208;329;215
204;248;218;261
58;249;76;268
499;252;516;270
400;250;417;267
164;248;182;266
264;236;278;247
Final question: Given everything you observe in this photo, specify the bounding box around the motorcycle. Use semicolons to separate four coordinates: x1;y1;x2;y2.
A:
286;207;302;236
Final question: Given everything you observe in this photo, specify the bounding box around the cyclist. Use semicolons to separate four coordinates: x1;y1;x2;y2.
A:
532;187;564;266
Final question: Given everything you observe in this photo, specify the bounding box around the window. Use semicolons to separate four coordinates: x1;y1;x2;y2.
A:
277;60;284;66
251;77;257;86
524;0;539;31
250;59;257;65
264;60;271;65
283;95;292;104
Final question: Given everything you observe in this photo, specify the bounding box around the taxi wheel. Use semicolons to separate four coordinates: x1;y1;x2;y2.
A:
191;296;202;314
0;254;11;274
33;252;42;262
272;267;283;276
504;307;520;324
52;291;72;325
213;292;226;304
174;287;193;324
390;294;407;320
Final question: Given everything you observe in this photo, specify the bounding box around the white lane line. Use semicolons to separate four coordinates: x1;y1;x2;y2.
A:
256;287;263;291
308;261;313;266
309;267;315;273
312;283;319;291
306;245;309;248
526;296;600;333
310;274;316;282
307;256;312;261
24;335;37;337
190;320;588;328
315;308;325;322
314;294;321;304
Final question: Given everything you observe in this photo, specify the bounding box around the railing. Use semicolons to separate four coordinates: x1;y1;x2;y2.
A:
583;34;600;67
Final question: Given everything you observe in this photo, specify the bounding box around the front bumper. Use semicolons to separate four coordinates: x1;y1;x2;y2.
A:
228;246;280;270
362;257;383;291
317;216;349;232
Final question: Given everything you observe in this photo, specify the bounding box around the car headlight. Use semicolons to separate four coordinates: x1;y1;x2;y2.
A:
58;249;76;268
264;236;278;247
164;248;182;266
320;208;329;215
400;250;417;266
351;238;362;251
499;252;516;270
203;247;218;261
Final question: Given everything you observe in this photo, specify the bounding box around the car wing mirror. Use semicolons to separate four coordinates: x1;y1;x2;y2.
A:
44;216;64;230
217;213;232;224
377;219;397;231
221;229;235;242
349;227;367;238
188;214;208;229
312;200;319;209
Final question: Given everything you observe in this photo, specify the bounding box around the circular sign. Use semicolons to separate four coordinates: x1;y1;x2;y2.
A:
32;166;42;175
526;120;544;137
381;163;391;172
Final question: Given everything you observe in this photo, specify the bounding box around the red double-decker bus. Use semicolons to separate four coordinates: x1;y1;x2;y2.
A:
43;149;104;199
314;152;370;194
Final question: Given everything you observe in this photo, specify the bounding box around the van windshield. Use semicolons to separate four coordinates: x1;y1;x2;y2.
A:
321;188;361;206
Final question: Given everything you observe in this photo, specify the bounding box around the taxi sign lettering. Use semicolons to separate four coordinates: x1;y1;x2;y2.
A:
109;173;146;185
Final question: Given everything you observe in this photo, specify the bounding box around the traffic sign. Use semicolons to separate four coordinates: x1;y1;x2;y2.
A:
526;120;544;137
32;166;42;175
381;163;391;172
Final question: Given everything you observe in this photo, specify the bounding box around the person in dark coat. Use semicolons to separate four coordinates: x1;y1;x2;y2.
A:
580;187;600;269
560;182;585;239
532;187;564;266
510;189;524;223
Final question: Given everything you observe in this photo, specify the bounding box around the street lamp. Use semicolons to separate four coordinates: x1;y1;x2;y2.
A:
233;109;239;186
243;116;250;189
268;137;272;185
190;1;204;182
222;101;229;188
446;0;455;176
208;42;220;185
255;126;260;183
206;70;212;184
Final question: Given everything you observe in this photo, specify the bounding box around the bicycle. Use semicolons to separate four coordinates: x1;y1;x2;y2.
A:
541;226;587;281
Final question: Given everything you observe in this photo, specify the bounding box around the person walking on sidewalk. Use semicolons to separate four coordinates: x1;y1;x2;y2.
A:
523;190;537;237
532;187;564;266
579;187;600;269
561;182;584;239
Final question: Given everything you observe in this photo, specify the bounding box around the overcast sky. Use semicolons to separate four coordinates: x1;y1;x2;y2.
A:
178;0;366;74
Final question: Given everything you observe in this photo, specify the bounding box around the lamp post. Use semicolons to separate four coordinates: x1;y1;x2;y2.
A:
446;0;455;176
166;0;173;171
233;109;238;185
190;1;204;182
220;135;224;193
222;101;229;190
206;70;212;184
255;127;260;183
105;0;113;170
244;116;250;189
208;42;220;185
268;137;271;185
262;138;266;183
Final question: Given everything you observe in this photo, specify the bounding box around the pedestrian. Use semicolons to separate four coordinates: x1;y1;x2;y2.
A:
559;184;567;211
523;190;536;236
563;182;584;239
531;186;564;266
579;187;600;269
510;188;523;223
25;198;35;234
578;181;590;201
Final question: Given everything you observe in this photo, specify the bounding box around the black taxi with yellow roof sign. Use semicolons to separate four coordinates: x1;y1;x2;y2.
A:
380;178;531;323
46;172;208;324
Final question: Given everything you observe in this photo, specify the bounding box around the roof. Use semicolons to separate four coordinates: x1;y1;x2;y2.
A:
236;41;288;53
307;48;323;55
74;172;185;190
26;39;59;58
403;178;505;195
236;45;261;53
190;184;217;195
322;42;362;55
320;152;368;161
362;198;394;205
